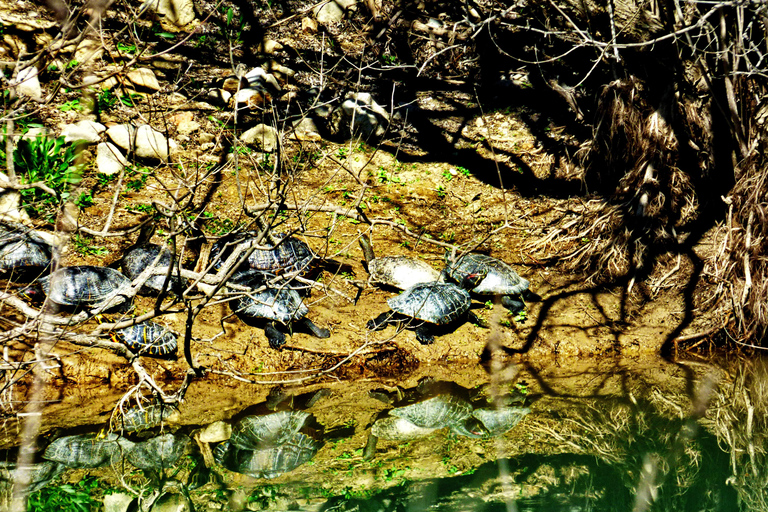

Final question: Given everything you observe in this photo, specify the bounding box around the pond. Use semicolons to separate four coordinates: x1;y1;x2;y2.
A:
0;354;761;511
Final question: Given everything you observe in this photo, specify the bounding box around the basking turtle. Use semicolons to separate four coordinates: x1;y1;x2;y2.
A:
43;433;134;468
230;411;311;450
126;433;190;471
0;223;52;277
230;270;330;349
366;272;486;344
109;320;179;359
28;266;132;311
451;406;531;438
445;252;530;313
214;432;321;479
359;234;440;290
117;403;179;432
121;223;185;296
0;460;64;493
211;231;315;277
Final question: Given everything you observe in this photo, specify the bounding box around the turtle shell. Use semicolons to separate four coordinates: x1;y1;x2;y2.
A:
126;433;189;470
40;266;131;308
43;433;134;468
390;395;473;429
118;403;178;432
230;271;309;325
0;460;64;493
445;253;529;295
370;416;438;441
369;256;440;290
214;432;320;479
211;232;314;276
113;321;178;359
0;229;51;273
469;406;530;437
230;411;311;450
121;244;184;296
386;282;471;325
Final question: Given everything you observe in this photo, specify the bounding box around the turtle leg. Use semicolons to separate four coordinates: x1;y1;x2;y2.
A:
264;321;286;349
501;295;526;314
467;311;488;328
414;325;435;344
300;317;331;338
367;311;393;331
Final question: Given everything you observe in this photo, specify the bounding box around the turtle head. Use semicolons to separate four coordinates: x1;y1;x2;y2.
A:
447;268;487;290
19;283;44;303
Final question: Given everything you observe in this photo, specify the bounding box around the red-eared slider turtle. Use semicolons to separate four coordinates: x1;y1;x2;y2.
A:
230;411;311;450
366;272;486;344
117;403;179;432
109;320;179;359
0;223;52;277
230;270;330;349
445;252;530;313
451;406;531;438
43;433;134;468
126;433;190;471
122;244;185;296
211;231;315;277
213;432;321;479
0;460;64;493
29;266;132;311
359;234;440;290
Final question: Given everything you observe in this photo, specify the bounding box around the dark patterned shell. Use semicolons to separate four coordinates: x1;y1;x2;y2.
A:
211;233;314;276
126;433;189;470
387;282;471;325
114;321;178;358
370;416;438;440
214;432;320;479
231;274;309;325
369;256;440;290
445;253;529;295
121;244;184;295
469;406;530;437
0;460;64;493
230;411;311;450
0;228;51;272
43;433;134;468
118;403;178;432
40;266;131;307
390;395;473;429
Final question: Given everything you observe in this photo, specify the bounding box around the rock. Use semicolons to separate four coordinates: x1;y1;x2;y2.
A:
106;124;136;152
74;38;103;65
126;68;161;92
289;117;322;141
12;66;43;102
149;0;196;28
104;493;135;512
0;186;31;224
232;88;270;109
61;120;106;144
207;89;231;107
244;67;281;94
134;125;176;160
330;92;390;140
197;421;232;443
302;17;318;33
96;142;128;175
257;39;283;54
267;60;295;80
240;124;279;152
314;1;345;23
170;112;200;135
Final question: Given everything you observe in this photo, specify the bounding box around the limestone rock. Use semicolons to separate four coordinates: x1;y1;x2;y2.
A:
61;120;106;144
96;142;128;175
0;188;31;224
74;38;104;66
12;66;43;102
314;1;345;23
134;125;176;160
330;92;390;140
289;117;322;141
126;68;161;92
149;0;196;29
106;124;136;152
240;124;279;152
103;493;135;512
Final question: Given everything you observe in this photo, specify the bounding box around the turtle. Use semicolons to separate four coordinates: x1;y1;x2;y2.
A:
28;266;132;311
126;433;190;471
213;432;321;479
366;271;486;344
120;223;185;296
444;251;530;313
109;320;179;359
0;460;64;494
117;403;179;432
230;411;311;450
359;234;440;290
0;223;52;277
211;231;315;278
43;433;134;469
229;270;330;349
451;406;531;438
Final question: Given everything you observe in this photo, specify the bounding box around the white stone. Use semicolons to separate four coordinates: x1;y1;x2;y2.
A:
314;0;345;23
12;66;43;102
196;421;232;443
151;0;196;28
240;124;279;152
289;117;321;141
331;92;390;139
126;68;161;92
96;142;128;175
135;125;174;160
233;88;259;105
106;124;136;152
0;186;31;225
74;38;103;66
61;120;106;144
104;493;135;512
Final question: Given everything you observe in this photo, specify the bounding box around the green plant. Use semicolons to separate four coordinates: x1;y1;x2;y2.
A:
125;203;156;215
436;184;446;199
28;475;101;511
75;192;94;208
456;166;470;177
96;173;118;187
14;136;84;219
96;89;117;111
336;147;348;160
116;42;136;53
119;93;142;107
124;166;149;192
59;99;83;112
514;309;527;323
72;234;108;256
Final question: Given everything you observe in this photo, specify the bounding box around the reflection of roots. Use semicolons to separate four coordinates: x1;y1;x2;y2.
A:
707;359;768;508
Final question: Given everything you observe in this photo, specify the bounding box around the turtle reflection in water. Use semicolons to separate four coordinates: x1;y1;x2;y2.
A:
117;403;179;432
215;411;322;479
0;460;64;494
126;433;190;472
43;433;134;469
